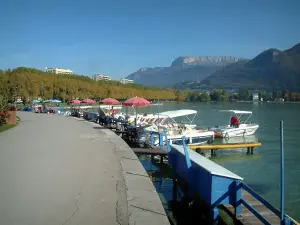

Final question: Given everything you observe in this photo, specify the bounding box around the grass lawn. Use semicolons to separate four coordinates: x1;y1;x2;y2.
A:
0;123;16;133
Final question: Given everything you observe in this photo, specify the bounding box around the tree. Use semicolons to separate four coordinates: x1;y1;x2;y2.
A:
210;89;228;102
238;88;250;101
199;92;210;102
282;89;290;101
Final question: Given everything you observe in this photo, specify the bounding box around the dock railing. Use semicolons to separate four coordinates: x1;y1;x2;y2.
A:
150;128;170;151
150;128;298;225
237;182;298;225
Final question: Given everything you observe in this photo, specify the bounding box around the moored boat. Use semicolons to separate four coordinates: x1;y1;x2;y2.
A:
209;110;259;138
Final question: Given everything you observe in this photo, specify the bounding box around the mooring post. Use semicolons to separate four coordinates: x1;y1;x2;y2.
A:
165;132;171;153
250;147;254;154
159;132;163;151
172;170;178;202
150;132;154;146
247;147;250;154
280;120;285;224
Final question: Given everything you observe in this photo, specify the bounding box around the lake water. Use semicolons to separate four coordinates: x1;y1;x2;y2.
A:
140;102;300;221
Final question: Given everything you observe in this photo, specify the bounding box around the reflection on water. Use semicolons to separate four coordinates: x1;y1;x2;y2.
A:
215;135;259;144
139;156;213;225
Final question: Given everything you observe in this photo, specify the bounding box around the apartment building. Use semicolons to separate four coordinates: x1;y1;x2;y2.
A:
92;74;112;81
120;78;134;84
45;67;73;75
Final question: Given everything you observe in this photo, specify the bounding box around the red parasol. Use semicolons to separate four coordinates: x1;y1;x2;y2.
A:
100;98;120;105
69;99;81;104
82;98;96;104
123;97;151;106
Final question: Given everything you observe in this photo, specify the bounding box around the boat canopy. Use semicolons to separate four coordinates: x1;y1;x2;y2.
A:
219;110;252;114
157;109;198;125
159;109;197;118
219;110;253;124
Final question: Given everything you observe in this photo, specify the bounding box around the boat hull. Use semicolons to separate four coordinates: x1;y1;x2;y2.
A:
154;131;215;146
210;124;259;138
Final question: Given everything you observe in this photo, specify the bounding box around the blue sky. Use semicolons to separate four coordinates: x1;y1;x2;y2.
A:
0;0;299;78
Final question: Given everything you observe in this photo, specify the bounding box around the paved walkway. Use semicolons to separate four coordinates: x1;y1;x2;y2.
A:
0;112;169;225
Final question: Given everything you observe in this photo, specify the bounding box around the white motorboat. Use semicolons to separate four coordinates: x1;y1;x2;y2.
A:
209;110;259;138
136;109;215;147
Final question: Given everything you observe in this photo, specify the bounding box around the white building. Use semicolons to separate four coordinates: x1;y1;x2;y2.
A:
92;74;112;81
120;78;134;84
45;67;73;75
253;93;259;102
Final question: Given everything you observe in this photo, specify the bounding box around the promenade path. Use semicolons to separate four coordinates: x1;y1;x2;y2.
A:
0;112;169;225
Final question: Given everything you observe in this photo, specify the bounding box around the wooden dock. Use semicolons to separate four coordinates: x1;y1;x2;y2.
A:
131;147;168;164
188;142;262;156
132;147;168;156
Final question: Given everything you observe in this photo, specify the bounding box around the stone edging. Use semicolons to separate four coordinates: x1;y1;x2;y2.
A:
78;118;170;225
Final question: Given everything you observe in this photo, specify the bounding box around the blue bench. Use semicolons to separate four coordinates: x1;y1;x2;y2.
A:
168;142;243;223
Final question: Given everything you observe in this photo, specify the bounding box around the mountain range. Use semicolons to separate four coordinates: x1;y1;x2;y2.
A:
126;43;300;91
126;56;244;87
190;43;300;91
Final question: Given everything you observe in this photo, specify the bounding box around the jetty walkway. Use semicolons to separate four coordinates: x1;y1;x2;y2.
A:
0;112;169;225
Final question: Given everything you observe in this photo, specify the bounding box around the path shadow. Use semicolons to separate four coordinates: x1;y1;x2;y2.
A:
92;126;109;130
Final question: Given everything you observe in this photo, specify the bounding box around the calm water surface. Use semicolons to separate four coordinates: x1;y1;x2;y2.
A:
141;102;300;221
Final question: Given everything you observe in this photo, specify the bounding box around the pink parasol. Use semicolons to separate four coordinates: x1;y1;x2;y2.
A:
69;99;81;104
100;98;120;105
123;97;151;107
123;97;151;127
82;98;96;104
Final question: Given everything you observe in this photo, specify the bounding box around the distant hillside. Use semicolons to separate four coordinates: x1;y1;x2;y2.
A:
126;56;244;87
0;67;177;101
183;43;300;91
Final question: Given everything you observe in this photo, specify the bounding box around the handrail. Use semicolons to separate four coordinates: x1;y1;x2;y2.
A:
241;199;272;225
241;183;280;217
241;182;297;225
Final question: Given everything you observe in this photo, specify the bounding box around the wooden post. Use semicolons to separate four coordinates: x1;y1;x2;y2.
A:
172;171;178;202
151;155;154;161
247;147;250;154
160;156;163;164
250;147;254;154
211;149;214;157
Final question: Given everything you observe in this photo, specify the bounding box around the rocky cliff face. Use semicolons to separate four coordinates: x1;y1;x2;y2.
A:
126;56;243;87
171;56;244;67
